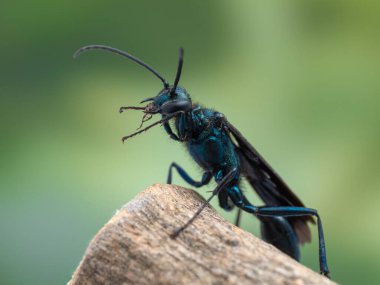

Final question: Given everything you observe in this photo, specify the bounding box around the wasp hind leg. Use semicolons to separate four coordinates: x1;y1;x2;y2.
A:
227;185;330;278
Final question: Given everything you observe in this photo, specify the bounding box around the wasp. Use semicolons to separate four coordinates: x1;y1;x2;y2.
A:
74;45;330;277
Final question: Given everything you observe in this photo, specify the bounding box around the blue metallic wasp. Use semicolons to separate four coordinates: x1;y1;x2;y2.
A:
74;45;330;277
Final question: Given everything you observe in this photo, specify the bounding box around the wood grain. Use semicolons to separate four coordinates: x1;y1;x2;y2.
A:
68;184;336;285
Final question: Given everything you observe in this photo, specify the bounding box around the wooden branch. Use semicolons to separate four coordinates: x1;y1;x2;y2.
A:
68;184;336;285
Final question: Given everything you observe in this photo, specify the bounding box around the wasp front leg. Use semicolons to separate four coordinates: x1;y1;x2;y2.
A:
167;162;212;188
163;121;181;141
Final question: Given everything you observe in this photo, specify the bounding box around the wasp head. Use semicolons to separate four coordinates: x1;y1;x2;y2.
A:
142;85;192;115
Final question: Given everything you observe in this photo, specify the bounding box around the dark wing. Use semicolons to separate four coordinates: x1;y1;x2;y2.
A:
225;120;314;244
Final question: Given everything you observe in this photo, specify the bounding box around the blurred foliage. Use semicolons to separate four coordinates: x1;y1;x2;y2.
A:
1;1;379;284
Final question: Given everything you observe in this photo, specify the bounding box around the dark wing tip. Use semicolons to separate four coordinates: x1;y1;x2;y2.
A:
292;217;315;244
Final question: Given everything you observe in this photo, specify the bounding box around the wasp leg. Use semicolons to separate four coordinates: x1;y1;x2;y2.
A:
171;168;237;238
256;205;329;278
227;186;330;278
122;111;184;142
163;121;180;141
234;208;242;227
167;162;211;188
217;189;235;212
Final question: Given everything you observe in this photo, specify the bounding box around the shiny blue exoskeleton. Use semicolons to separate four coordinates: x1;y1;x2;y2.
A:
74;45;331;278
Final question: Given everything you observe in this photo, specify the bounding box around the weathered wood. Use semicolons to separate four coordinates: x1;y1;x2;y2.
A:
68;184;336;285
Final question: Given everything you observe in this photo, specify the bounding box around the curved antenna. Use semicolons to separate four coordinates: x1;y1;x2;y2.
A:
170;47;184;96
74;45;169;88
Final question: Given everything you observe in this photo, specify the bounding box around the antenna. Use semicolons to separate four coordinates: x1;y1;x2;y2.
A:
171;47;184;96
74;45;169;88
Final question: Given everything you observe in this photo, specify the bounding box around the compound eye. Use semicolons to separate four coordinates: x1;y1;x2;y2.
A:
161;100;191;114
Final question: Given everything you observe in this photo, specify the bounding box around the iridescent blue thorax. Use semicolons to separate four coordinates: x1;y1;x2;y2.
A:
173;104;240;175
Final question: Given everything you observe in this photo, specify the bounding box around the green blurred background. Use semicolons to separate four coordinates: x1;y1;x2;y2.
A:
1;0;379;284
